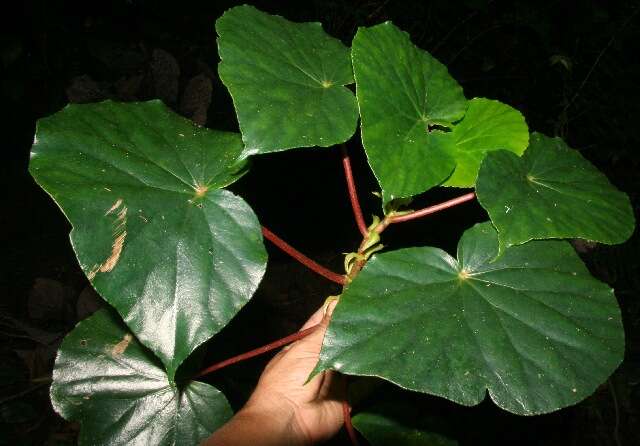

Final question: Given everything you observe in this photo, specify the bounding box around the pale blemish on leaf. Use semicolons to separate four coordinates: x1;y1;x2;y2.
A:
88;199;127;280
105;198;123;216
110;333;133;357
99;232;126;273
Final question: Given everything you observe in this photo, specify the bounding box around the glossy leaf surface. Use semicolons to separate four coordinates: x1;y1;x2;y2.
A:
352;22;466;202
316;223;624;415
30;100;267;379
476;132;635;255
216;5;358;154
50;309;233;446
443;98;528;187
353;403;456;446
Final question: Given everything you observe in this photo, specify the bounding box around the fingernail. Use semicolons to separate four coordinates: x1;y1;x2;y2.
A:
323;296;339;316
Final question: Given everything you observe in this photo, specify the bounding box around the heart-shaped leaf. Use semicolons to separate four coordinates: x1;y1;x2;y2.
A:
30;100;267;379
353;403;457;446
50;309;233;446
315;222;624;415
216;5;358;154
442;98;529;187
352;22;467;202
476;132;635;255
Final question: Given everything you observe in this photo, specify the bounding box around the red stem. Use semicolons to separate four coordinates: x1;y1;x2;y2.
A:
341;145;368;238
388;192;476;224
196;324;321;378
343;401;360;446
261;226;346;285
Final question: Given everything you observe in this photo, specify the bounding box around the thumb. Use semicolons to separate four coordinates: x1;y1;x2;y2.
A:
296;297;339;353
322;297;339;323
300;296;339;331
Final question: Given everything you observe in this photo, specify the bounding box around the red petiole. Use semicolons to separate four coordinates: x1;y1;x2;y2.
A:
387;192;476;224
261;226;346;285
196;324;320;378
343;400;360;445
341;145;368;238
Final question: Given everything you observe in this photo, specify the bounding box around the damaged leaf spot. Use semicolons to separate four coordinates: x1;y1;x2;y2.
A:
100;232;126;273
426;122;451;133
105;198;123;216
110;333;133;357
88;199;127;280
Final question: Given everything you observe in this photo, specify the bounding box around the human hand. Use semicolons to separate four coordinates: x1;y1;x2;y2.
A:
204;298;344;446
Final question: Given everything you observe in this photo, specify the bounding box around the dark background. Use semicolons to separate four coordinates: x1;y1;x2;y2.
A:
1;0;639;444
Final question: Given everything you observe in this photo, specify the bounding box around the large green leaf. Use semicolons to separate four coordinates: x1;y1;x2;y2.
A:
442;98;529;187
51;309;233;446
352;22;467;202
353;403;456;446
30;100;267;379
216;5;358;154
315;222;624;415
476;132;635;255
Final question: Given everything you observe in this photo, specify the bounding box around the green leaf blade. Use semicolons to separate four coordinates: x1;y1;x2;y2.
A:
216;5;358;154
316;223;624;415
443;98;529;187
352;22;467;202
353;403;457;446
30;100;267;379
51;309;233;446
476;132;635;253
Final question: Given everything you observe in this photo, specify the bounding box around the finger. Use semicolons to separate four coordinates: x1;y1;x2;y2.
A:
269;307;325;362
293;299;339;355
318;369;346;401
271;299;334;360
300;296;339;331
323;297;339;319
299;306;325;331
